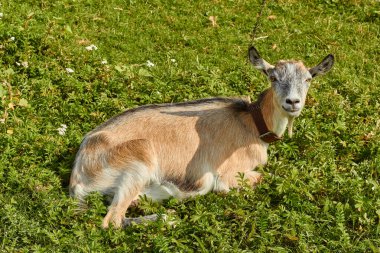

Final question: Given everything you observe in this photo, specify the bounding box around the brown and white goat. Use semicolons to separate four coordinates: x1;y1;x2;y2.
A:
70;46;334;228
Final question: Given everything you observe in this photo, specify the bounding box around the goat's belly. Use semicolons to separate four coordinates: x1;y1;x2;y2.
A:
141;171;223;201
140;181;181;202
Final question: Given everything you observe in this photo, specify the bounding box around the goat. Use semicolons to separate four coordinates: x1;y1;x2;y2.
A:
69;46;334;228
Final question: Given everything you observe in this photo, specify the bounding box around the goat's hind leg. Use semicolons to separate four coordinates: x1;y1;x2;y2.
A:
102;182;140;228
102;161;153;229
101;139;156;229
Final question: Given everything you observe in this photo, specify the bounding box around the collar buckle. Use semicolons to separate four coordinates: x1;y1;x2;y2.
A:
259;132;282;143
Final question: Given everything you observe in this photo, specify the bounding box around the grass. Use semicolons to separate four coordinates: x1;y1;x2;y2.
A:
1;0;380;252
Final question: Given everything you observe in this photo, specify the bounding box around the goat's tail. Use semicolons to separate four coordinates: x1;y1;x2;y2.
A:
69;154;93;201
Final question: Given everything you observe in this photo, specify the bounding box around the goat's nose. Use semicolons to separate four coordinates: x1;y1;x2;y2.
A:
285;98;300;105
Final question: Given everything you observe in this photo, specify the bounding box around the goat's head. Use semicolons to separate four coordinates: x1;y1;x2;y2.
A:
248;46;334;118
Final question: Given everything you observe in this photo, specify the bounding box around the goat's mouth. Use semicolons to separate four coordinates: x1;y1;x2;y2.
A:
282;106;301;115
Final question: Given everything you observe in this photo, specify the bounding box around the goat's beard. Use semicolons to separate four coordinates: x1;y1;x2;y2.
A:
287;116;295;138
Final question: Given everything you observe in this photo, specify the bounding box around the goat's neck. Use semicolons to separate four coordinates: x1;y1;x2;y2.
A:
260;89;289;137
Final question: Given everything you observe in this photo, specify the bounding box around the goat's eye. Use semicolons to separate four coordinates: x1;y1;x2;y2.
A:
269;76;277;82
305;78;312;83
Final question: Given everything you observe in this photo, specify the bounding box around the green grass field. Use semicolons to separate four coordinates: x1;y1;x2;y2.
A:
1;0;380;252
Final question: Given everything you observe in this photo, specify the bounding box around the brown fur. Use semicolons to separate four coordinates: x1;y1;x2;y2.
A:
107;139;155;170
260;88;275;131
80;133;110;177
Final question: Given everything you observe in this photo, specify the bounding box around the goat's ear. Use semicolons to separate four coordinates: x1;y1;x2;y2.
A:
248;46;274;76
309;54;334;78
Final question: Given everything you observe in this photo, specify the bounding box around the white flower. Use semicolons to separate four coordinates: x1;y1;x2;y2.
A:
57;124;67;136
16;62;29;68
146;60;155;68
85;44;98;51
0;119;5;124
101;59;108;64
10;37;15;41
171;58;176;63
66;67;74;73
0;13;3;18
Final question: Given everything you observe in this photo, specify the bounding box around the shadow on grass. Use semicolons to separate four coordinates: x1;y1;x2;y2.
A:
51;145;78;191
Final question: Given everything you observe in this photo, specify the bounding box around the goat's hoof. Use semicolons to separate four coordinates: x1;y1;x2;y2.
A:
102;216;124;229
123;214;166;227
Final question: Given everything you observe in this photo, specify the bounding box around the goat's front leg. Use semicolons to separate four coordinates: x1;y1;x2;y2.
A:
217;170;262;191
242;170;263;186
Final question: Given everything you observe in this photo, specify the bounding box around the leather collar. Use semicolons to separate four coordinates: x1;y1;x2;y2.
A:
248;102;282;143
